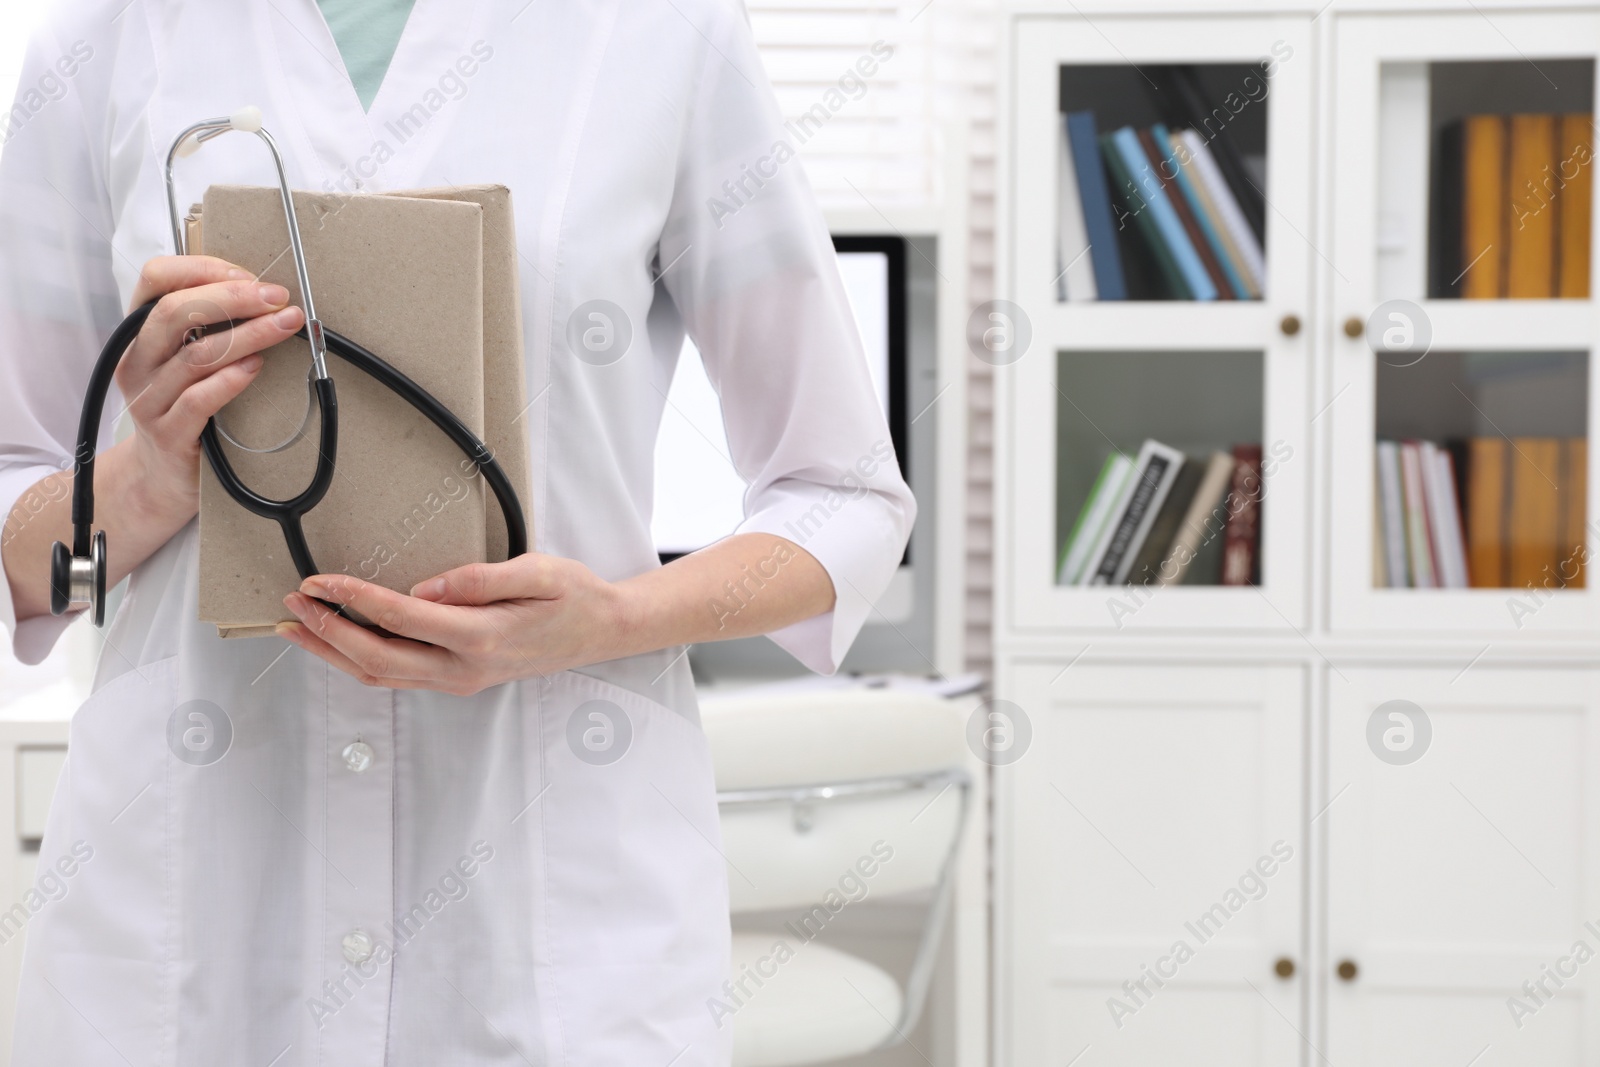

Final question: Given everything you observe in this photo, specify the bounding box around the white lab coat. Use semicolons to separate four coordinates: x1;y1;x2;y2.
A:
0;0;915;1062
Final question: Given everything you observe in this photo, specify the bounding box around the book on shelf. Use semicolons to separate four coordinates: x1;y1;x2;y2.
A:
1112;126;1217;301
1507;114;1558;299
1066;111;1127;301
1460;114;1506;299
1101;129;1197;300
1177;130;1265;296
1375;440;1410;587
1465;437;1507;587
1422;441;1470;588
1125;459;1205;586
1374;436;1588;590
1057;441;1261;588
1557;114;1594;300
1056;115;1097;301
1146;65;1268;244
1563;439;1588;588
1055;116;1265;302
1220;444;1263;586
1084;438;1188;585
1373;491;1387;588
1508;438;1563;588
1136;126;1233;299
1157;125;1253;300
1398;441;1439;588
1057;452;1133;584
1429;120;1465;299
1156;450;1237;587
1439;111;1593;300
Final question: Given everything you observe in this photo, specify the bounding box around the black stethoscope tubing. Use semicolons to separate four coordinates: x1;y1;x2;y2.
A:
199;315;528;579
61;298;528;623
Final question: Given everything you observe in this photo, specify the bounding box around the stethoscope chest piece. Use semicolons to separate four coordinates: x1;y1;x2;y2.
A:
50;529;106;626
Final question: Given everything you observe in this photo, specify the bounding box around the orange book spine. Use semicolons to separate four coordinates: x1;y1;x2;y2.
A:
1561;438;1588;589
1557;114;1593;300
1507;438;1562;589
1466;438;1507;587
1462;116;1508;299
1507;114;1558;299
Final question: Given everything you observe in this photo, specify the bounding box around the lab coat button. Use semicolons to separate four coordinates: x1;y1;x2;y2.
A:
341;740;375;773
341;929;374;964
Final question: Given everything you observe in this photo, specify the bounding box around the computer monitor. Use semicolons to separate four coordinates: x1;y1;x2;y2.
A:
652;235;909;560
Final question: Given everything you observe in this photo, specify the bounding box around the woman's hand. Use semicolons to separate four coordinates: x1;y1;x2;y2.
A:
276;554;634;695
273;533;835;695
118;255;306;527
2;255;307;622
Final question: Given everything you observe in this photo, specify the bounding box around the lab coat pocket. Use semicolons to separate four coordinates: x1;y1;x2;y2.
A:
534;670;732;1066
13;652;181;1067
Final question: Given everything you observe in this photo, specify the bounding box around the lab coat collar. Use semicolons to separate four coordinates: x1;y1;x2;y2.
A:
259;0;490;194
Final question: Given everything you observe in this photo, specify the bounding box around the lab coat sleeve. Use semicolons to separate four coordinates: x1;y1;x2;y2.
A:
655;3;915;675
0;22;124;664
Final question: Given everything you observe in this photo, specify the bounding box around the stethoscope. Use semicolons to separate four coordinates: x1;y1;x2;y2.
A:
50;107;528;626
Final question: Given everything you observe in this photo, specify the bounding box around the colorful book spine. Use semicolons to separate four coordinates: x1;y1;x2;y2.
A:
1158;125;1252;300
1561;437;1588;587
1461;115;1507;299
1178;129;1266;291
1066;111;1127;301
1056;115;1097;301
1466;437;1508;587
1399;442;1437;588
1422;441;1469;588
1137;126;1235;299
1154;66;1267;242
1110;127;1218;301
1220;445;1262;586
1099;132;1192;300
1156;450;1236;587
1084;439;1186;585
1557;114;1593;300
1508;437;1562;588
1442;111;1593;300
1507;113;1558;299
1376;441;1409;587
1126;458;1203;585
1058;452;1134;584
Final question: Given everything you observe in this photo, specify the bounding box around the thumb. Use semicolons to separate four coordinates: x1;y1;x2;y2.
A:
410;555;560;606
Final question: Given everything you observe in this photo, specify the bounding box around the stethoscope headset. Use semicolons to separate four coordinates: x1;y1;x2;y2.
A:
50;107;527;626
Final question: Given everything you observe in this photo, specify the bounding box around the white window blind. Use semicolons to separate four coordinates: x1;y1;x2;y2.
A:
747;0;949;208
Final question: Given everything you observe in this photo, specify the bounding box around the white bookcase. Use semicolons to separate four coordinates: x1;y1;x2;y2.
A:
995;3;1600;1065
1006;11;1315;632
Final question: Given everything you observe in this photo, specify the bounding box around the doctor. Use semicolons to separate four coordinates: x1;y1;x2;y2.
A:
0;0;913;1063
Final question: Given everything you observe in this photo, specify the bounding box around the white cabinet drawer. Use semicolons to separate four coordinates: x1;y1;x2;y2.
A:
15;748;64;844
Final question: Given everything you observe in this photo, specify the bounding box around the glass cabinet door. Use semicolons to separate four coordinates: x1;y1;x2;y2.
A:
1002;13;1313;635
1327;10;1600;634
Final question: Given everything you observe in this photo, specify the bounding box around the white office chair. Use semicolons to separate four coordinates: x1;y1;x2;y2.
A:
700;688;971;1067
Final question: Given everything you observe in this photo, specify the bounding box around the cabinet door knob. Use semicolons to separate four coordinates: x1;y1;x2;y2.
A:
1274;957;1296;979
1337;959;1359;981
1279;314;1301;337
1343;315;1365;339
